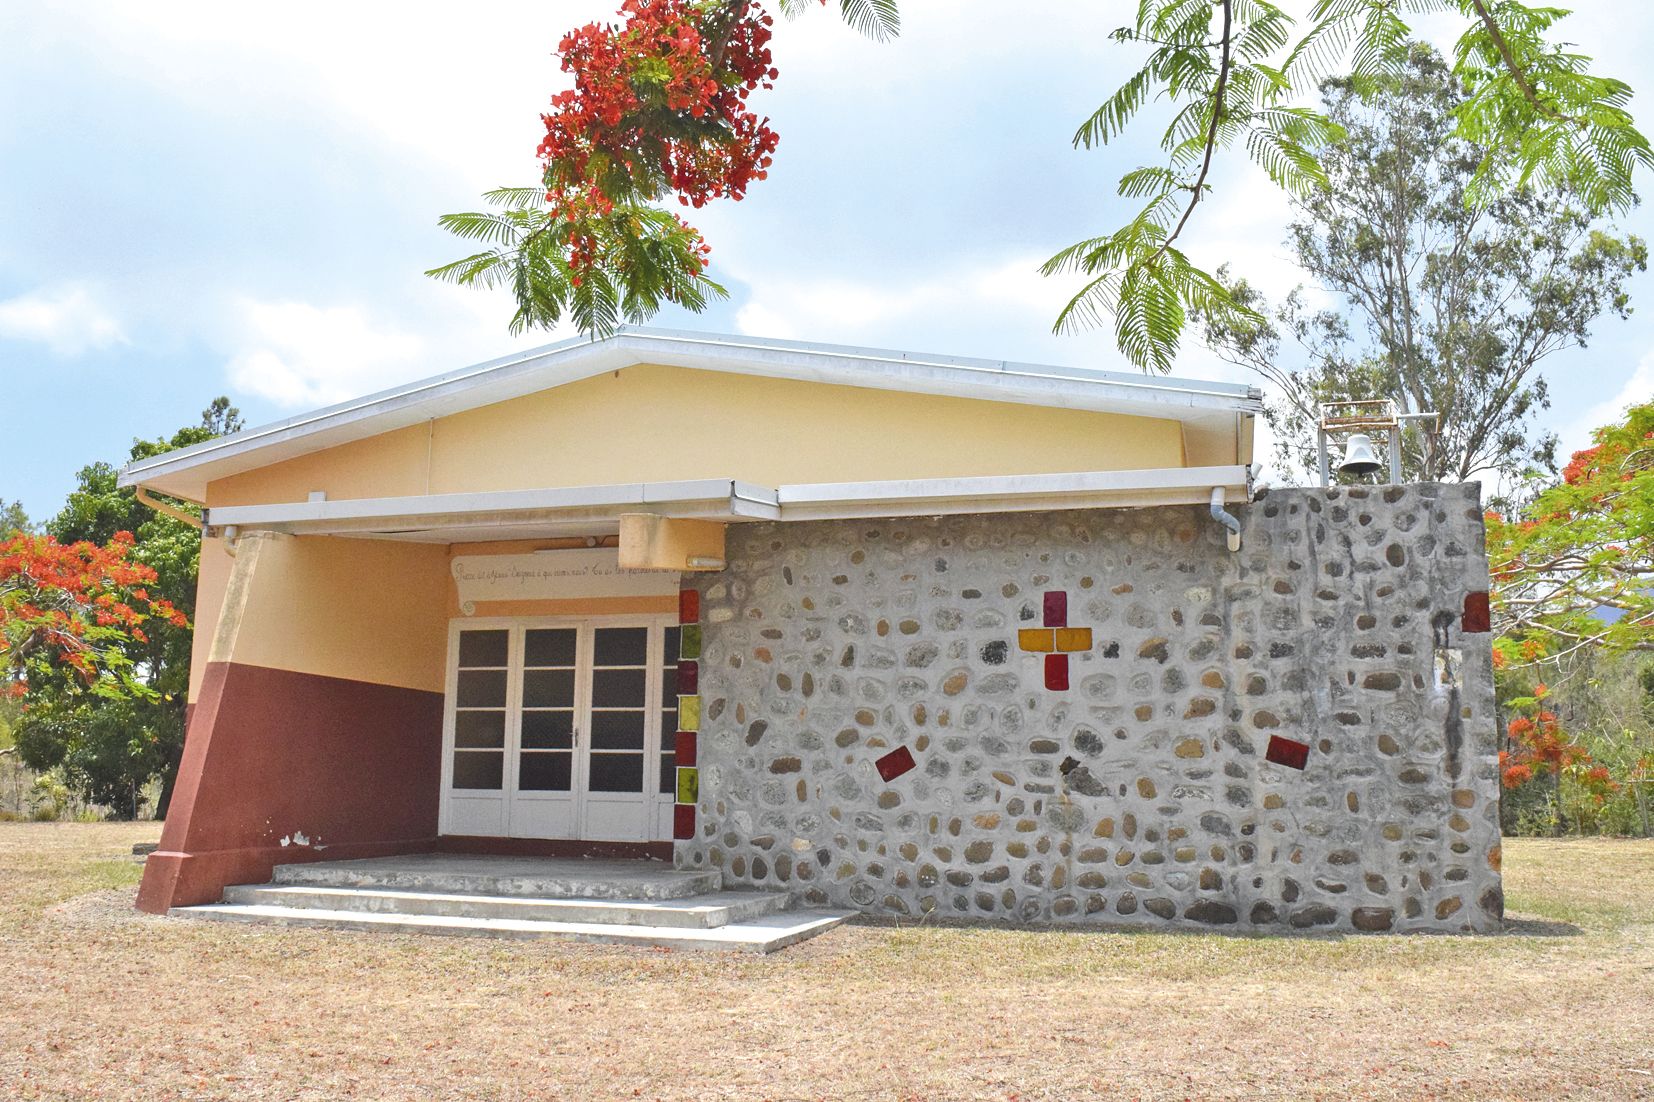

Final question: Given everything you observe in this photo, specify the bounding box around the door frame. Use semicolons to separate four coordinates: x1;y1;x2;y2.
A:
437;614;677;842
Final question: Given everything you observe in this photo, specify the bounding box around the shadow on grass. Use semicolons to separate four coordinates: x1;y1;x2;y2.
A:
1499;914;1585;937
843;910;1585;939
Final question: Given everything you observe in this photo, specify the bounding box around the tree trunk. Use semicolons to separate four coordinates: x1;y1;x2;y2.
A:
1552;768;1568;836
155;754;179;821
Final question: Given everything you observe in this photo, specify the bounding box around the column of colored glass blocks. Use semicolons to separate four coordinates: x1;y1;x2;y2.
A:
673;588;701;841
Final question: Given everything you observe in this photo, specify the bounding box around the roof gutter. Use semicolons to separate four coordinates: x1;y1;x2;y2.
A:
196;466;1253;539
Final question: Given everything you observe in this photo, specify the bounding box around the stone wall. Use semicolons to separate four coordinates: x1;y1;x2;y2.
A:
680;484;1503;933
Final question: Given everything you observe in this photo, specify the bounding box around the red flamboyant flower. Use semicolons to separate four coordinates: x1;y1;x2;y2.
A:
0;532;188;697
1501;694;1593;790
536;0;800;272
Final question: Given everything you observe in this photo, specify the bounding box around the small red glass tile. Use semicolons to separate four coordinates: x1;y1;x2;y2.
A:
1044;652;1070;691
679;588;700;625
1462;591;1490;634
1265;735;1310;770
675;730;697;768
1043;590;1067;628
676;660;699;695
672;804;696;840
875;745;916;783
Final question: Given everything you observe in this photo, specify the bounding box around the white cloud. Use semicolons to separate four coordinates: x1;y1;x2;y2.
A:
734;302;798;340
1562;347;1654;453
726;254;1063;346
220;284;566;409
225;300;426;408
0;284;126;356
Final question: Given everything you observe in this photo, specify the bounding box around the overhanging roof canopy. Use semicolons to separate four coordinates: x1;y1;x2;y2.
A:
118;327;1264;503
199;465;1253;542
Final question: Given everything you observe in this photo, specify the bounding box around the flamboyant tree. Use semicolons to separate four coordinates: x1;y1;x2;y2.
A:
1488;401;1654;665
1500;682;1617;834
0;531;187;702
10;399;241;817
433;0;1649;373
429;0;897;335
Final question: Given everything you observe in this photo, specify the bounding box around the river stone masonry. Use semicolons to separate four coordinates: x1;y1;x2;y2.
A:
679;484;1502;933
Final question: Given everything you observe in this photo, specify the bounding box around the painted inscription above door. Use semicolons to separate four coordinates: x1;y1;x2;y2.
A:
452;550;679;614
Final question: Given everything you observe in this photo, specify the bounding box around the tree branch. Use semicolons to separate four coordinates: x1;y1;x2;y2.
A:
1145;0;1233;270
1466;0;1582;126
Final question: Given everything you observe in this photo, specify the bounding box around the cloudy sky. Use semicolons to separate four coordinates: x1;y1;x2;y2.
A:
2;2;1651;521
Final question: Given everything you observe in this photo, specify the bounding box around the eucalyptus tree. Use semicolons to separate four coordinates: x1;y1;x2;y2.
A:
1200;45;1646;489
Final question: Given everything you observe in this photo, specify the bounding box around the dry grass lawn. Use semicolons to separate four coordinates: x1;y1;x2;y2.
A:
1;823;1650;1101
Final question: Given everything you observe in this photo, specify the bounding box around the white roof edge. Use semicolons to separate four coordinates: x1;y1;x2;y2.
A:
117;327;1264;494
778;464;1248;506
204;479;782;529
201;467;1251;537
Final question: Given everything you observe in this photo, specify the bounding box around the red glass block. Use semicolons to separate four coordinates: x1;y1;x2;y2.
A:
672;804;696;840
1265;735;1310;770
1043;590;1067;628
875;745;916;783
675;730;697;768
676;660;698;695
1462;591;1490;634
1044;653;1070;691
679;588;700;625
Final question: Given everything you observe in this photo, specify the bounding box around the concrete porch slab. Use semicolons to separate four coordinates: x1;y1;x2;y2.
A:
172;902;852;953
271;853;721;901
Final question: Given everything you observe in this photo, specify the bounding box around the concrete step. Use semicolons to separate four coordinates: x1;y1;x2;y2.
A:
223;883;791;929
272;855;721;901
171;902;852;953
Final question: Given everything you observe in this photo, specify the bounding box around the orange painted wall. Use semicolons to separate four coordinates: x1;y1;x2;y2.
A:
189;534;451;697
188;535;680;700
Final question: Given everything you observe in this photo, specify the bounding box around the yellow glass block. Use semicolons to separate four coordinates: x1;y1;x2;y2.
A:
676;766;699;805
1018;628;1055;653
678;694;701;732
1054;627;1093;653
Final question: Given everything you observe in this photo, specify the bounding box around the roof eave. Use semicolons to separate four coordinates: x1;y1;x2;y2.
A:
197;466;1252;542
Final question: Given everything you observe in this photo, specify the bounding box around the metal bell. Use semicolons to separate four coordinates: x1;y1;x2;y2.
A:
1338;433;1382;477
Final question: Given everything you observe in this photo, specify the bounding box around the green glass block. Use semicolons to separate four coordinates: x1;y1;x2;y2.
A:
680;623;703;660
676;766;699;805
677;694;701;732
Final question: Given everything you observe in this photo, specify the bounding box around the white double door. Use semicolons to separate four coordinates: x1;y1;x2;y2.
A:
440;616;680;842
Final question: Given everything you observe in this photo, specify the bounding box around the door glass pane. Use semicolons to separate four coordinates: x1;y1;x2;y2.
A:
455;710;505;749
452;750;503;790
590;709;646;750
521;709;574;749
594;627;648;666
588;752;644;793
523;668;575;708
519;751;572;792
591;667;647;707
457;669;507;708
458;630;509;668
660;744;677;794
525;628;577;668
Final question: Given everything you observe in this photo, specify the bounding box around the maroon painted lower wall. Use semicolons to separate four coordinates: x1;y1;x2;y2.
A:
138;661;444;913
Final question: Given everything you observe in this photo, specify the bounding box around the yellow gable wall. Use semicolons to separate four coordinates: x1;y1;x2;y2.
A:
206;364;1190;507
